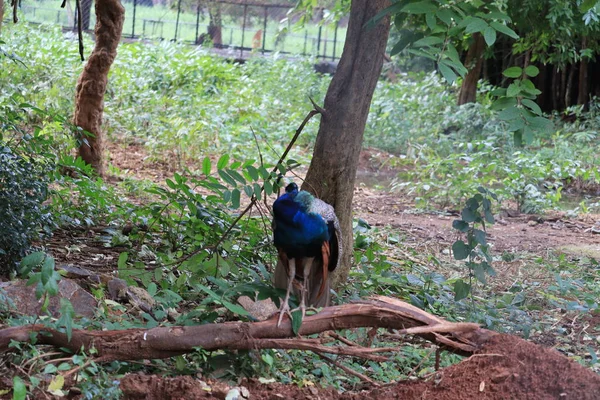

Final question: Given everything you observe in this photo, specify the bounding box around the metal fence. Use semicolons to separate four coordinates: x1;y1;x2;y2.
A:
19;0;347;60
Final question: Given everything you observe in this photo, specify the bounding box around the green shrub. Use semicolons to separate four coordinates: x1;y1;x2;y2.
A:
0;143;54;274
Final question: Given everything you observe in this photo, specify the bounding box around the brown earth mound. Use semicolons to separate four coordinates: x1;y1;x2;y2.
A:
120;333;600;400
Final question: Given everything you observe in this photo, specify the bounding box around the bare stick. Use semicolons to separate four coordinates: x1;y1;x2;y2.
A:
316;352;381;386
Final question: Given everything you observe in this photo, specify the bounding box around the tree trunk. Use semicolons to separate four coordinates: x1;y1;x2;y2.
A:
207;0;222;46
301;0;391;288
81;0;93;31
457;33;485;105
577;37;589;108
73;0;125;177
565;64;576;108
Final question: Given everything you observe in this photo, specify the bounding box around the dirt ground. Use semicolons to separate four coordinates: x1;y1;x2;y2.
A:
118;333;600;400
28;143;600;399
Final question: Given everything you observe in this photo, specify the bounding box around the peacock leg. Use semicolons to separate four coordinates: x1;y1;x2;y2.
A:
298;257;314;320
277;258;296;327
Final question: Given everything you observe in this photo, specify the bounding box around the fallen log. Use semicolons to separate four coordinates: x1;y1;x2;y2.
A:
0;296;493;362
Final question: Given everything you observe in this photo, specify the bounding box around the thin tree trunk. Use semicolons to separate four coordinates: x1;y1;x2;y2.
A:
207;0;222;46
302;0;391;288
565;64;576;108
81;0;93;31
577;37;589;108
457;33;485;105
73;0;125;177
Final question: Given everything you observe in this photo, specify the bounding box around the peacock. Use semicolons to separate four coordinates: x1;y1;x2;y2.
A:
272;182;342;327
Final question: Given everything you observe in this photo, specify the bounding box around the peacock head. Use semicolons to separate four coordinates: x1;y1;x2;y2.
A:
285;182;298;194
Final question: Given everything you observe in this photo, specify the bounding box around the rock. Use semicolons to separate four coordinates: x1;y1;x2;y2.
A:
237;296;278;321
0;278;97;318
107;278;128;300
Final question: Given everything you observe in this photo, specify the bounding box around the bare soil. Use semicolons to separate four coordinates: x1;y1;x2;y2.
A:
32;143;600;399
118;334;600;400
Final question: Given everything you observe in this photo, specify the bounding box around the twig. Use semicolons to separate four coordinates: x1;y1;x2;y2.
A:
251;338;391;361
315;352;381;386
327;332;358;347
407;346;436;378
76;0;85;61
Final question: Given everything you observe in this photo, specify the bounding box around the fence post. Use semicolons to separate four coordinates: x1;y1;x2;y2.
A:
132;0;137;37
175;0;182;41
240;4;248;58
303;29;307;56
262;6;267;54
195;0;201;44
316;25;322;59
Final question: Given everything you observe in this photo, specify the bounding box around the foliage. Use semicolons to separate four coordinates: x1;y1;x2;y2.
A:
451;188;496;301
0;103;55;274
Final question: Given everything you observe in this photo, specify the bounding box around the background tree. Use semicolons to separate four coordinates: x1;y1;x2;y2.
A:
73;0;125;176
302;0;391;287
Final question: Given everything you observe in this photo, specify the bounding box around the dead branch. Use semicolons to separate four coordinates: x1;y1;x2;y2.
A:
0;296;496;362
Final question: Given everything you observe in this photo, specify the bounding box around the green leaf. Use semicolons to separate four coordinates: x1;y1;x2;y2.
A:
461;207;477;223
524;65;540;77
390;32;424;56
436;8;459;25
245;165;259;181
483;26;496;46
491;97;516;110
497;106;522;121
502;66;522;78
166;179;177;190
486;10;511;21
218;170;237;187
438;62;458;84
12;376;26;400
506;82;521;97
473;229;487;246
231;189;240;209
402;1;438;14
472;263;487;284
413;36;444;47
291;309;303;335
222;300;249;316
528;116;553;133
452;240;470;260
454;279;471;301
118;252;128;269
19;252;45;276
490;21;519;39
40;256;55;286
484;208;495;224
522;99;542;116
425;12;438;29
580;0;597;13
57;299;75;342
452;220;470;233
216;154;230;170
464;18;488;34
226;169;246;185
202;157;211;176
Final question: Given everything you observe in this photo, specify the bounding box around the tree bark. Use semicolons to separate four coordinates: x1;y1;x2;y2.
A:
457;33;485;105
73;0;125;177
577;37;589;108
0;297;489;361
301;0;391;288
207;0;222;46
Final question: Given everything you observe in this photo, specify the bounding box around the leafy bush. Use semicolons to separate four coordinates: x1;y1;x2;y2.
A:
0;139;53;274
